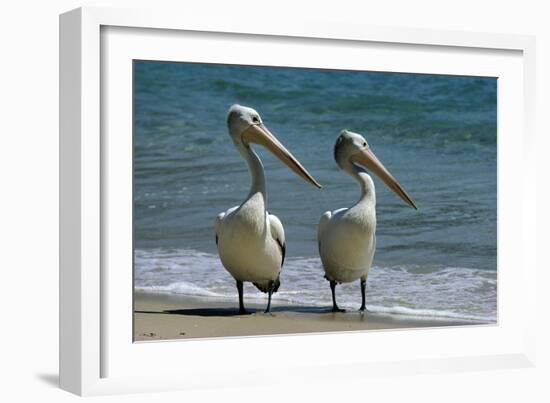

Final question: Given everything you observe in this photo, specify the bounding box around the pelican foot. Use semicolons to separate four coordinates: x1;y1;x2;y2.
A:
331;306;346;313
238;308;249;315
359;306;372;314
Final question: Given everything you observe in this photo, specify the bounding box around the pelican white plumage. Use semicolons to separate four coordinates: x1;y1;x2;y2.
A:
215;104;322;314
318;130;417;312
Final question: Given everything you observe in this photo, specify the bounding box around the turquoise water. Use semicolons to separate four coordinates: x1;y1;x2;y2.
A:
133;61;497;322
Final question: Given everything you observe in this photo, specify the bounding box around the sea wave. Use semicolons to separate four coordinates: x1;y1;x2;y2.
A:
134;248;496;323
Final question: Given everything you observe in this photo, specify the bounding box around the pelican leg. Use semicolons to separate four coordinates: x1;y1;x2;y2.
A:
236;280;247;314
264;280;275;313
359;278;367;312
330;280;345;312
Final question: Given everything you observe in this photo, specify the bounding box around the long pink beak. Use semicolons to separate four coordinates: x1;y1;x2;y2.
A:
351;148;417;209
242;123;322;189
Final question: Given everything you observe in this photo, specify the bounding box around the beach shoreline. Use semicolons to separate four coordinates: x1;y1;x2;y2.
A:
134;291;491;341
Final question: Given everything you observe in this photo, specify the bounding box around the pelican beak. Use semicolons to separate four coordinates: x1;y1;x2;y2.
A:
351;148;417;209
242;123;322;189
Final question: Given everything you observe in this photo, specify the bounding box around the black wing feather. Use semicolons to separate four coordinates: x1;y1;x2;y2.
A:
253;276;281;293
276;238;286;267
252;238;284;294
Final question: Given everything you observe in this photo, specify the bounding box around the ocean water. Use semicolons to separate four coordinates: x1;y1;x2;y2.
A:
134;61;497;322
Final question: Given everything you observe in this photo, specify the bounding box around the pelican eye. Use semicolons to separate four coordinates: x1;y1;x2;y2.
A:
252;116;260;123
363;142;367;147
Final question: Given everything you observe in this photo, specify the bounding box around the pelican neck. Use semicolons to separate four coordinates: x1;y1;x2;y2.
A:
238;142;267;202
347;163;376;208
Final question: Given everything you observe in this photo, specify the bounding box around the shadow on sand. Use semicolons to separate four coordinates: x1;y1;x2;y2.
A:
135;305;332;317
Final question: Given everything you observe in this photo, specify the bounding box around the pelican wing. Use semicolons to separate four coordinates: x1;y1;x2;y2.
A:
215;206;238;245
214;213;224;245
318;211;332;248
318;208;350;250
268;213;285;266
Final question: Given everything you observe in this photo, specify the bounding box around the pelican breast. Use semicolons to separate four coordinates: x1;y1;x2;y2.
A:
216;193;282;284
318;206;376;283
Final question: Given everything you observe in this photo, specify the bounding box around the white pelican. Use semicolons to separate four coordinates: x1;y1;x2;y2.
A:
318;130;417;312
215;104;322;314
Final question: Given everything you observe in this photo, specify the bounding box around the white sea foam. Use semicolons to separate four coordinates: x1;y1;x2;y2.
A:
134;248;497;323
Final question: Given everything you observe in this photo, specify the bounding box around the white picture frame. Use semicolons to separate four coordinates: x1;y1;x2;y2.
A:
59;6;537;396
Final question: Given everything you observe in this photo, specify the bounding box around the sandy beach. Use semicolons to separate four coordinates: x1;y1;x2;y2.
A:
134;292;485;341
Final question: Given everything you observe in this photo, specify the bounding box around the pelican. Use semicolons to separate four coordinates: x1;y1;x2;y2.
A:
215;104;322;314
318;130;417;312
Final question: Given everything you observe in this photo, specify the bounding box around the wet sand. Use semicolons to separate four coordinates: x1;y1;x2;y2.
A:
134;292;484;341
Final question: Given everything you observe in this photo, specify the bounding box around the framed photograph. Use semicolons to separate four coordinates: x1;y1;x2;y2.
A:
60;6;537;396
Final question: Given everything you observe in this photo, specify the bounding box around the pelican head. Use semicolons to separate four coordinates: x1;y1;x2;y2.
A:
334;130;417;209
227;104;322;189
